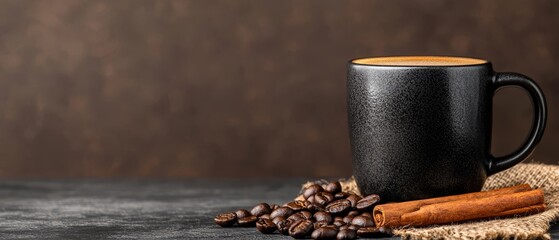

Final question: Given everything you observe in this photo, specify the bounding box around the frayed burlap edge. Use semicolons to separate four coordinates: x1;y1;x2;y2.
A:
299;163;559;240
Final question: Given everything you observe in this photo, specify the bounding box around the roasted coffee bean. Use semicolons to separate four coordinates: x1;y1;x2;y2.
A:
356;227;376;237
288;212;305;222
237;215;258;227
306;202;324;212
335;191;352;199
311;226;338;239
307;194;316;204
356;226;392;238
285;200;309;211
276;218;293;235
350;215;374;227
325;199;351;215
289;219;314;239
214;212;237;227
300;211;313;220
314;192;334;206
347;210;360;216
270;207;294;219
324;224;339;229
314;211;333;223
346;194;362;208
333;220;346;227
356;194;381;211
303;184;324;199
271;204;281;210
251;203;272;217
234;209;252;219
337;229;357;239
314;220;330;229
379;226;392;235
295;195;306;202
256;218;276;234
361;212;372;218
325;181;342;194
340;225;358;231
272;216;285;225
260;213;270;219
334;216;343;222
342;215;354;224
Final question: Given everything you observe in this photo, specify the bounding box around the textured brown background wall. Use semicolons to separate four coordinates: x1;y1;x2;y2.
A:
0;0;557;178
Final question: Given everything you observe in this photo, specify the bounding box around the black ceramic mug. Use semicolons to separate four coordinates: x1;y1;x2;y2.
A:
347;56;546;202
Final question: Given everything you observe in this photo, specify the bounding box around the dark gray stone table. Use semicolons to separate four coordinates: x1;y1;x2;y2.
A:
0;179;557;239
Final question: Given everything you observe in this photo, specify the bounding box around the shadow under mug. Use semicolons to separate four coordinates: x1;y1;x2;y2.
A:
347;56;547;203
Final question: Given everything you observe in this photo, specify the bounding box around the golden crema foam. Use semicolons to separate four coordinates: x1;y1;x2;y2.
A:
352;56;487;66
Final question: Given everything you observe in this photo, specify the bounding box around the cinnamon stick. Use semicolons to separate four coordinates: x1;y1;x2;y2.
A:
373;185;545;227
373;184;531;227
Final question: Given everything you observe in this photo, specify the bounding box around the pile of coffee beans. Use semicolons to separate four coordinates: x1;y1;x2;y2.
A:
214;181;392;239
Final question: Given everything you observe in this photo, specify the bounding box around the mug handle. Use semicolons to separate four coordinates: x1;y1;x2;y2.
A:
486;72;547;175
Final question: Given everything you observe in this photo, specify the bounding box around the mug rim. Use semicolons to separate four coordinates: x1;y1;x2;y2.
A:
350;55;490;68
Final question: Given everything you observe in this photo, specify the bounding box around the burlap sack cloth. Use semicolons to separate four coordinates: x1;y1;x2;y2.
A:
301;163;559;239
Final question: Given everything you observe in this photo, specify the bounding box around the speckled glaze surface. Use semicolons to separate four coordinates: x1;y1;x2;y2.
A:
347;56;546;202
